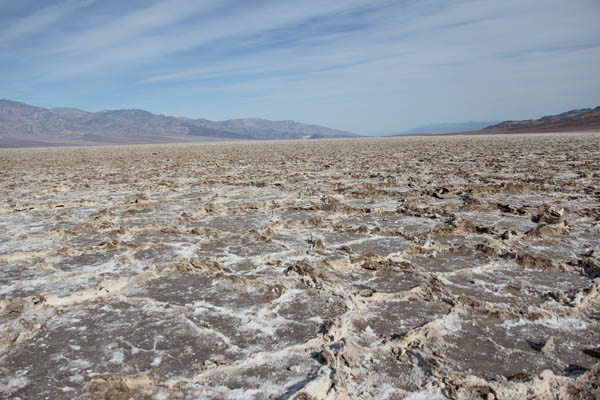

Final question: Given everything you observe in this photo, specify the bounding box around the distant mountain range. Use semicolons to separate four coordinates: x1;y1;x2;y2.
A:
400;121;498;135
0;99;359;147
2;100;598;147
482;106;600;133
395;106;600;136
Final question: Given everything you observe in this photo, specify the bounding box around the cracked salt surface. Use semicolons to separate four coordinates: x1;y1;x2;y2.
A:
1;133;600;399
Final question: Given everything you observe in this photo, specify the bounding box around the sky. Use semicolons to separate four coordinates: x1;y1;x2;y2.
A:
1;0;600;135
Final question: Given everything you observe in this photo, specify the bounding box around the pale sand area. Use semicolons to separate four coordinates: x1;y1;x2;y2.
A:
1;133;599;399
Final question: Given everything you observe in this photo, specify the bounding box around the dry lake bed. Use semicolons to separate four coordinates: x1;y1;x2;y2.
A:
1;133;599;399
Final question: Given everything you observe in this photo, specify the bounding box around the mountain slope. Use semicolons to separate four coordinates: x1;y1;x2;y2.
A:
483;107;600;133
0;99;359;147
400;121;499;134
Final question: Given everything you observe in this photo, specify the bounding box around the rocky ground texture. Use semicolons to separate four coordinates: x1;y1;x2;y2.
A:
1;133;599;399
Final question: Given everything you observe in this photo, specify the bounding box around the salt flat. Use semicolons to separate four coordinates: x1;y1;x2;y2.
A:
1;133;599;399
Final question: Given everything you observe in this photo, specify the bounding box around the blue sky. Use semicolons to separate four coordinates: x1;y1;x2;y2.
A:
1;0;599;135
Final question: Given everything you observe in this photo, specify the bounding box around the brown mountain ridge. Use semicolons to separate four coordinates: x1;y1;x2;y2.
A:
0;99;359;147
482;106;600;133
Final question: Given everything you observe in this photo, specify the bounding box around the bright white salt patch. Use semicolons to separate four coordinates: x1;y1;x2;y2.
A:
153;392;170;400
243;315;289;336
110;349;125;364
502;316;588;330
151;355;163;367
404;388;446;400
69;359;92;369
440;312;463;335
0;376;29;392
173;242;197;258
69;374;84;383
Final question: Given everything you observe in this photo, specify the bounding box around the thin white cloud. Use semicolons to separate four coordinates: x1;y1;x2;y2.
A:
48;0;375;77
58;0;223;54
136;0;599;87
0;0;95;42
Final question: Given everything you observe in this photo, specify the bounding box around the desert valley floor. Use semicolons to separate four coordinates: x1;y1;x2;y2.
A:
1;133;599;399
